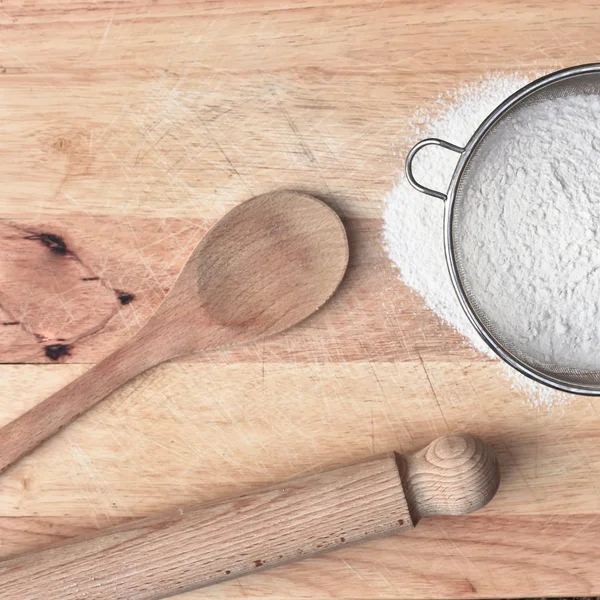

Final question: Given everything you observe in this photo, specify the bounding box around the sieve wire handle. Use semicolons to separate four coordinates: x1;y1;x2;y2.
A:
406;138;464;201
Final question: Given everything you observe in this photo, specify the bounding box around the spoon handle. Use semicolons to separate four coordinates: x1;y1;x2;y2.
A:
0;330;166;474
0;435;499;600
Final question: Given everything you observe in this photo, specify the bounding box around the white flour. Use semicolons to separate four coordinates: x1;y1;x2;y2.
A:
457;94;600;372
383;74;577;407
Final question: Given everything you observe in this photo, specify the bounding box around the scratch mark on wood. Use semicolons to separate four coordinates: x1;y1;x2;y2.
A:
97;13;114;55
339;557;376;590
275;94;316;163
370;407;375;455
417;353;450;433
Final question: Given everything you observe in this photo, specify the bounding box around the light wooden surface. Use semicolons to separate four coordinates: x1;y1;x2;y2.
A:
0;1;599;598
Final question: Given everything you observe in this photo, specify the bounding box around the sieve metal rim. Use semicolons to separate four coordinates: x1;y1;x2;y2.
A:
406;63;600;396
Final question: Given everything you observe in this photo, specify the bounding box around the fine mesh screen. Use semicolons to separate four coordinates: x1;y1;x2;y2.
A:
451;72;600;389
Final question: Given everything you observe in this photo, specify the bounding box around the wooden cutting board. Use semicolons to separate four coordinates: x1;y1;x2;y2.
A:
1;1;599;598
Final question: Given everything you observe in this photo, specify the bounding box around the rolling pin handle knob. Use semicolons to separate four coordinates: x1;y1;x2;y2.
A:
400;434;500;522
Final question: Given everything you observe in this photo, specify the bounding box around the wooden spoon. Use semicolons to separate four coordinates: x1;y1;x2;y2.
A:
0;434;500;600
0;190;349;474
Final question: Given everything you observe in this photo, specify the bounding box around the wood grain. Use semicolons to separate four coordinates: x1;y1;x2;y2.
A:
1;0;600;598
0;435;498;600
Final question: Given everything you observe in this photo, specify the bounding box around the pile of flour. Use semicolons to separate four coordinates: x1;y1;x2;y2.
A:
383;73;596;406
457;93;600;372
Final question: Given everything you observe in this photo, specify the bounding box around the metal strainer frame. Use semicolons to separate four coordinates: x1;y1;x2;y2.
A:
406;63;600;396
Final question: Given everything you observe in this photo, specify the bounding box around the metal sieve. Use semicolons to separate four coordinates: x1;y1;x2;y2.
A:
406;63;600;396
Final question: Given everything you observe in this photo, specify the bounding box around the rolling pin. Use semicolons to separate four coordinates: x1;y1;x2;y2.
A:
0;434;499;600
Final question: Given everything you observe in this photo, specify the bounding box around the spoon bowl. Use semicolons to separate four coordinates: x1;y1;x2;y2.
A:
155;190;348;351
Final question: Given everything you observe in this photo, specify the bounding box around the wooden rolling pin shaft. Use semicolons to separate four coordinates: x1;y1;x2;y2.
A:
0;434;499;600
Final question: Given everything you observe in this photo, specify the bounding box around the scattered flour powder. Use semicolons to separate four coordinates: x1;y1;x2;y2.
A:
383;73;589;407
